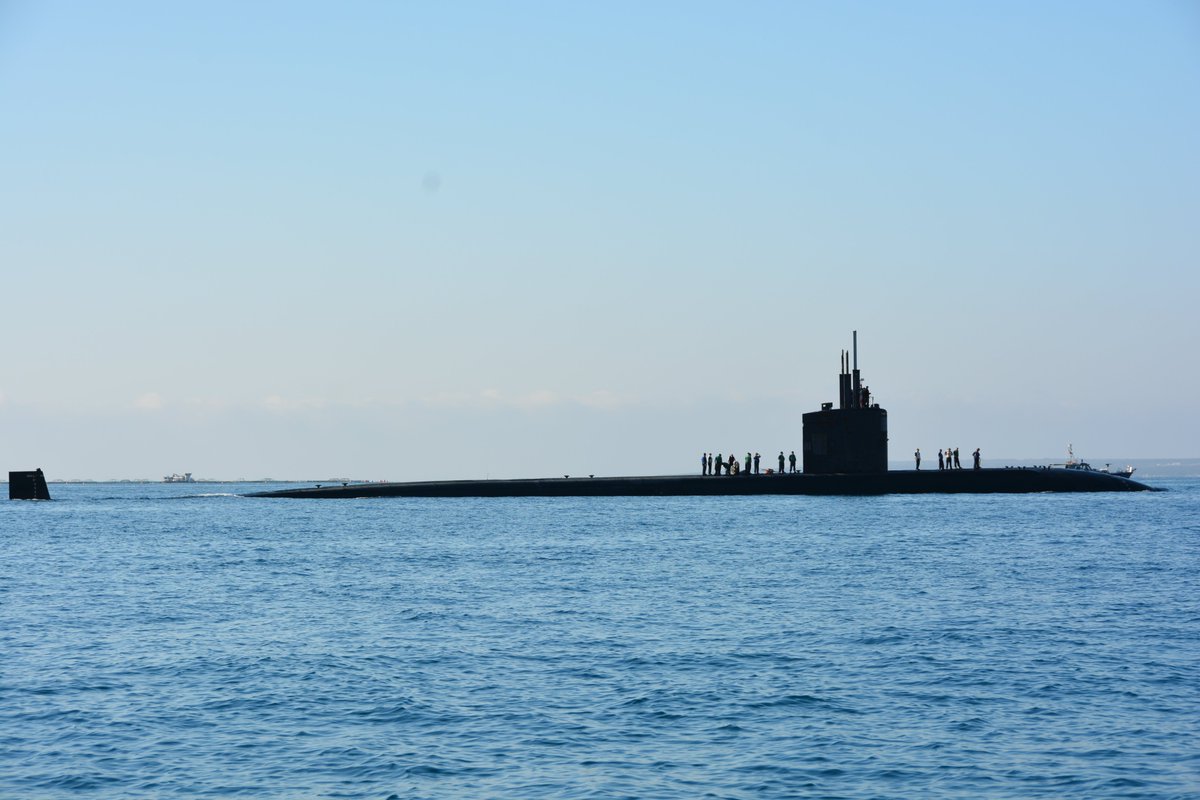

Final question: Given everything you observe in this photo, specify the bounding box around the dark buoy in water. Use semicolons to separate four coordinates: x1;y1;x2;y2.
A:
9;468;51;500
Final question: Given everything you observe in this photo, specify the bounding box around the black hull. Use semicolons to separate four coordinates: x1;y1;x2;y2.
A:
246;468;1154;499
8;469;51;501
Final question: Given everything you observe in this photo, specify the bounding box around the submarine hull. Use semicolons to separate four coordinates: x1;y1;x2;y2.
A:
9;469;51;500
246;468;1154;499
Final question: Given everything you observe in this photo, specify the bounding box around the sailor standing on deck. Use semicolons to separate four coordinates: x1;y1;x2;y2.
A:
753;453;760;475
973;448;981;470
789;451;797;473
915;448;921;470
938;449;945;470
778;451;785;474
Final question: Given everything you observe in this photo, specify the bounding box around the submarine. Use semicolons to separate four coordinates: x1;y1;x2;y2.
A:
247;334;1154;499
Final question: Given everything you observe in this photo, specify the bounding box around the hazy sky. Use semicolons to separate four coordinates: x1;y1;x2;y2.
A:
3;1;1198;480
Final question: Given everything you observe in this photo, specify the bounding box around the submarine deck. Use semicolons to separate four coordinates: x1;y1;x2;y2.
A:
245;468;1154;498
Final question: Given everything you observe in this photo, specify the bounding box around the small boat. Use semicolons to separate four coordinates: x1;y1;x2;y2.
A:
163;472;195;483
1057;445;1135;479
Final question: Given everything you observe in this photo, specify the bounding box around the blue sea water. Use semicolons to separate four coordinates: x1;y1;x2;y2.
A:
2;480;1198;799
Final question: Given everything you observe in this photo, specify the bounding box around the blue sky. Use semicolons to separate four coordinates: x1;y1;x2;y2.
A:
2;1;1198;479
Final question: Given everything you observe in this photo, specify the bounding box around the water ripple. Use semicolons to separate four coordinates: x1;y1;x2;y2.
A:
0;481;1197;797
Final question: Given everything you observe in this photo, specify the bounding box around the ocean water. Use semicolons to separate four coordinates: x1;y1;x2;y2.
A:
2;480;1198;799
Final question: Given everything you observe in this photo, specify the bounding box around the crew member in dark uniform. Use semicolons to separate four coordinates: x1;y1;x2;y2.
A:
778;451;785;473
914;448;921;470
788;451;797;473
973;448;981;470
753;453;760;474
715;453;723;476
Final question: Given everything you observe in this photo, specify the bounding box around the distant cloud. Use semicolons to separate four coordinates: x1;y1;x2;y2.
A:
182;397;230;410
420;389;565;409
420;391;476;409
514;390;560;409
260;394;329;411
134;392;164;410
576;390;630;410
420;388;634;411
343;395;405;410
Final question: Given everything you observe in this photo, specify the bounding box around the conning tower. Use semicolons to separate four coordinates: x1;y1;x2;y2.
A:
802;331;888;474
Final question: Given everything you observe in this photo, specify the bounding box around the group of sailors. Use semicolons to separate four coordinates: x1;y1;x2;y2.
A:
702;447;985;474
701;451;798;476
914;447;981;470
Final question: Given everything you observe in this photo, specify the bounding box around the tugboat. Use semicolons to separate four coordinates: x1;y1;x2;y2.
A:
163;472;196;483
1057;444;1136;480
